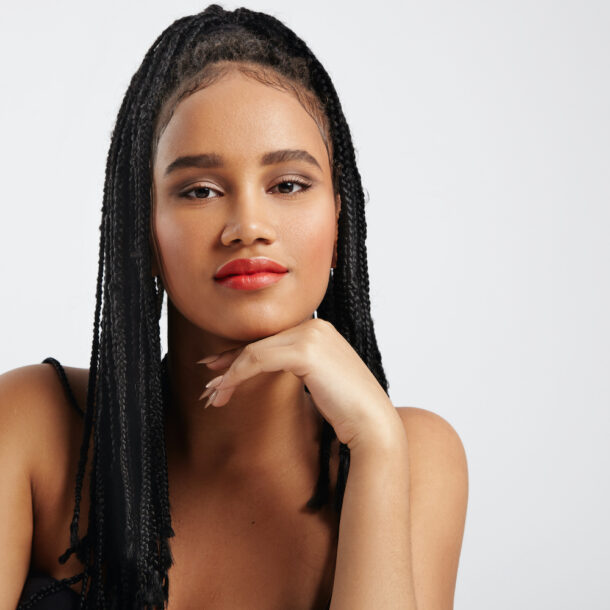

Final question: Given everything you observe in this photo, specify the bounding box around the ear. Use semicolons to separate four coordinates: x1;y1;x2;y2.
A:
332;193;341;269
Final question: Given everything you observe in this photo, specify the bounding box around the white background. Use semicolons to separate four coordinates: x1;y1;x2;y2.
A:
1;1;608;608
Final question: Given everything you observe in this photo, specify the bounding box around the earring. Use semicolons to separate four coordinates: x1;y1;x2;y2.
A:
313;267;334;320
154;275;164;319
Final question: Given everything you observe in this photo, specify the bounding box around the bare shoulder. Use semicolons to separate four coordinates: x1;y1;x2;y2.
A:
0;363;71;451
394;405;468;515
395;406;468;467
395;406;469;609
0;362;87;443
0;362;91;593
0;362;86;605
0;361;88;487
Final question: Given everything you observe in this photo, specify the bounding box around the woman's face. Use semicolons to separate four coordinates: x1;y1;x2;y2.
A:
151;68;340;343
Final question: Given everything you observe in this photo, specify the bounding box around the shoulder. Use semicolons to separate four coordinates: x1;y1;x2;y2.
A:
395;404;468;505
0;361;89;511
0;363;82;605
0;361;87;437
0;363;90;601
395;405;468;512
395;406;469;608
395;406;468;472
0;363;70;453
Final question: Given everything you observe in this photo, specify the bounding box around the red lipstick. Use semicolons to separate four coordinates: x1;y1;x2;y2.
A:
214;257;288;291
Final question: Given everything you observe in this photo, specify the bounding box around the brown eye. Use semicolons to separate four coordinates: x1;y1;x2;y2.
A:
270;178;312;195
180;185;222;200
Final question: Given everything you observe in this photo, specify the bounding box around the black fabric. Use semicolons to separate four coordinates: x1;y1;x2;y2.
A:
18;572;81;609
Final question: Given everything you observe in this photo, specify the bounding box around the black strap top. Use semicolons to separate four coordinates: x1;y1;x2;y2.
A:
18;572;80;609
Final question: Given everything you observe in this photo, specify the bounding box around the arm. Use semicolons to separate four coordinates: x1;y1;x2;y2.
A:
330;406;469;610
0;367;37;608
199;321;468;607
330;410;416;609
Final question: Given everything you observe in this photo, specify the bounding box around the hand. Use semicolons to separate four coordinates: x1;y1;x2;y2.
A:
197;317;402;451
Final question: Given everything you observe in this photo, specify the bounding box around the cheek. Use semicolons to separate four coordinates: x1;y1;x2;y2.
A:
153;209;206;291
289;207;336;277
156;215;185;262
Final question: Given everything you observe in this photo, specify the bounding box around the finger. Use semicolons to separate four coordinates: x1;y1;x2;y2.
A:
202;330;298;373
199;320;314;371
210;385;235;408
197;348;242;370
218;343;308;393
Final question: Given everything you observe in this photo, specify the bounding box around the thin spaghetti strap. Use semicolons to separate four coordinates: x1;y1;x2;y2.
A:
42;357;85;418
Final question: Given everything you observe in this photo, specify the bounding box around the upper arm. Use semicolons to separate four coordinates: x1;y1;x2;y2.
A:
0;365;52;607
397;406;469;610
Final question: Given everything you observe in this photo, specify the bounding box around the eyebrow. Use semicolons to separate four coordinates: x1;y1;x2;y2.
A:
164;148;322;176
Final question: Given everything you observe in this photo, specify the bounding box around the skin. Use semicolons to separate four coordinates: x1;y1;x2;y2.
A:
0;61;468;610
151;67;342;479
149;68;425;608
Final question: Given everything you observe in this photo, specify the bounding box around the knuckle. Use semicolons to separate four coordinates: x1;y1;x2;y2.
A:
309;317;333;334
301;325;325;361
243;344;262;366
319;318;334;331
304;325;321;343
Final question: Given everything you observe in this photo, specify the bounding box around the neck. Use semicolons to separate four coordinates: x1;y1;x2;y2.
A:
162;303;323;482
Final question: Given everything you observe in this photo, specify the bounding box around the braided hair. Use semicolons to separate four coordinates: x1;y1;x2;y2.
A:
18;4;389;608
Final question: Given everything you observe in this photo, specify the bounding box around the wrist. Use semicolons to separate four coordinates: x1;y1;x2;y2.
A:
347;408;408;458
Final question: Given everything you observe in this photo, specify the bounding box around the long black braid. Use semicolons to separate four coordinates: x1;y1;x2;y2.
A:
18;5;389;609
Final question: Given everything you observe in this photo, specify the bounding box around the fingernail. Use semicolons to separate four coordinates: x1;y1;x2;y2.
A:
204;389;218;409
198;386;214;401
205;375;224;390
197;354;220;364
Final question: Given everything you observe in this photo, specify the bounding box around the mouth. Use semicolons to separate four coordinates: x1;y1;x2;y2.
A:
214;271;287;291
214;257;289;280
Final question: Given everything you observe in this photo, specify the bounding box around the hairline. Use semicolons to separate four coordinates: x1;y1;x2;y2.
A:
150;60;334;178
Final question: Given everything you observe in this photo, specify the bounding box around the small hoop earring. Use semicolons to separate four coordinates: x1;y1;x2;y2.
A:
313;268;334;320
154;276;164;319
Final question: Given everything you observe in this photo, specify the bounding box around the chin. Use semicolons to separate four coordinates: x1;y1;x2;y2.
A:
213;313;302;342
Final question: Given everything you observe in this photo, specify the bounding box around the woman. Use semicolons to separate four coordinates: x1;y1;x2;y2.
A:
4;4;468;609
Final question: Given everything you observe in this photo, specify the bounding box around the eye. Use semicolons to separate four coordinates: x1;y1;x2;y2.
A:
178;177;313;200
180;185;222;200
270;177;313;196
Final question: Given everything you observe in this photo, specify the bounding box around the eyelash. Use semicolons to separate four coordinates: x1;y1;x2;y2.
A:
179;177;313;200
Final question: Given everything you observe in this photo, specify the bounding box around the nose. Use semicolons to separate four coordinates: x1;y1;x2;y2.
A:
220;187;277;247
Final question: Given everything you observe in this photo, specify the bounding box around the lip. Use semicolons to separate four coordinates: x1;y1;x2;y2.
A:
215;272;287;291
214;257;288;280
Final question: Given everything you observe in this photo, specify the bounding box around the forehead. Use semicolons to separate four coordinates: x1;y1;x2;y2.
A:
154;70;330;174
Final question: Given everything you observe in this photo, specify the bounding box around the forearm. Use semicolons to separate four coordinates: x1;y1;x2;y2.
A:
330;418;417;609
